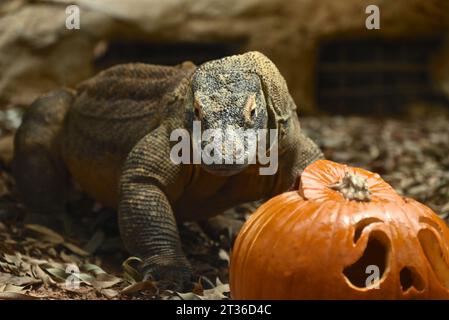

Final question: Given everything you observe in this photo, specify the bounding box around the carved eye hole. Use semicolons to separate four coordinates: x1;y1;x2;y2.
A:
194;99;202;119
246;95;257;119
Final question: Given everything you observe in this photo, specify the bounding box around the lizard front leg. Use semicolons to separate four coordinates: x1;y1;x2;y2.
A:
118;126;191;290
274;117;324;194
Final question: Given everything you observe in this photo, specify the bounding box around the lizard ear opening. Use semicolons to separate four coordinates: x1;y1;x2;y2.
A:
263;88;278;131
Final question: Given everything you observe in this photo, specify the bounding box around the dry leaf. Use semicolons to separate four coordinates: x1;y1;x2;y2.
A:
0;292;39;300
31;264;54;285
176;292;202;300
0;272;40;286
62;242;89;257
122;256;142;283
25;224;64;244
201;278;230;300
121;280;157;295
92;273;122;290
100;288;119;299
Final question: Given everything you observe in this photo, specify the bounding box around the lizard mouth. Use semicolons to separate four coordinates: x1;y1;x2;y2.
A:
201;163;249;176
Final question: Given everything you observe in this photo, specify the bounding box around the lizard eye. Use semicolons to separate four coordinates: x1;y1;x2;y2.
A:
194;99;202;120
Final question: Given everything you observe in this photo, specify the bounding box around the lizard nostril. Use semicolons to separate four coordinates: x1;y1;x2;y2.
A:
236;148;243;156
250;108;256;118
194;99;202;119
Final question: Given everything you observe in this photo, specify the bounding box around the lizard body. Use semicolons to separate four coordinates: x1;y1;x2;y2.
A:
13;51;323;289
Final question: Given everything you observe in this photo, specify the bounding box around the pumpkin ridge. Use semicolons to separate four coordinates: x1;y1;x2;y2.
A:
265;200;313;297
283;200;335;298
323;200;357;297
234;198;286;294
231;193;301;298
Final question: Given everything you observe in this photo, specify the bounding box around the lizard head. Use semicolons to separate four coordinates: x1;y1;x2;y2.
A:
189;68;268;176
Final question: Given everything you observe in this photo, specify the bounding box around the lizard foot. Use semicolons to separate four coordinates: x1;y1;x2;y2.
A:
142;257;194;292
200;215;244;242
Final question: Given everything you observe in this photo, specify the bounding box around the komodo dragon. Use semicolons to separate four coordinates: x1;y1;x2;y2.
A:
13;51;323;289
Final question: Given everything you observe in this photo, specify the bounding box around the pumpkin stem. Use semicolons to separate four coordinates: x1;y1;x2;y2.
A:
329;172;371;201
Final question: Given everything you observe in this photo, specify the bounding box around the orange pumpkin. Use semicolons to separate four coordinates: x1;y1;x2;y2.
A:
230;160;449;299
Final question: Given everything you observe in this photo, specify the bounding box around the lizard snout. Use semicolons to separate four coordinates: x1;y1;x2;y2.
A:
199;130;252;176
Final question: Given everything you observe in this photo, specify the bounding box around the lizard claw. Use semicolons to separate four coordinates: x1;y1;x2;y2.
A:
199;215;244;248
142;257;194;292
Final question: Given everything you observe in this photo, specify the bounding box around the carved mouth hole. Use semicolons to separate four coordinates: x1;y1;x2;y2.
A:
353;217;383;243
399;266;424;292
418;228;449;289
343;232;389;288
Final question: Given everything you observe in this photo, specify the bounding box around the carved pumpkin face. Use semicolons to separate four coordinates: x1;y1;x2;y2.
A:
230;160;449;299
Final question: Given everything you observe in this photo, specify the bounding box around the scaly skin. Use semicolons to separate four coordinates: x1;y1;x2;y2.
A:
13;52;323;290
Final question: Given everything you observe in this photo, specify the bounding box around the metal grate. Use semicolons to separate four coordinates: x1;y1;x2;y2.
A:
317;38;449;114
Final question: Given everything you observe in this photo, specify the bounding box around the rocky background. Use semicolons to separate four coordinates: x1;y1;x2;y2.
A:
0;0;448;299
1;0;449;113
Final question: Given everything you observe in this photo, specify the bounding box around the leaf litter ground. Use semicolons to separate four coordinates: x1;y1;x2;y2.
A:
0;108;448;299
